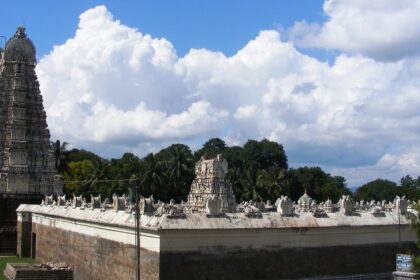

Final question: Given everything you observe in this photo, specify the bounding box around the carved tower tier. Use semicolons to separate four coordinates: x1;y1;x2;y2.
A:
0;26;60;194
185;155;236;213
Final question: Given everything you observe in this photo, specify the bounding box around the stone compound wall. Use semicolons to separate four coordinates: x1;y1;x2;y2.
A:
0;193;42;254
22;224;417;280
159;243;416;280
24;222;158;280
16;204;418;280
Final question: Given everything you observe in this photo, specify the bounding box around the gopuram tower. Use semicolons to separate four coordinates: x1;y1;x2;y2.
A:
185;155;237;213
0;26;59;194
0;26;61;253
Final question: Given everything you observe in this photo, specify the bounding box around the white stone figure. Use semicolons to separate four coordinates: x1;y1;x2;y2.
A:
298;190;312;212
395;196;408;215
45;194;54;206
277;196;293;216
57;194;66;206
72;194;83;208
139;195;154;214
340;195;353;215
90;194;101;209
312;207;327;217
155;204;166;216
80;198;87;210
243;203;262;218
112;194;127;211
371;205;384;215
324;198;333;213
274;198;281;207
205;194;222;216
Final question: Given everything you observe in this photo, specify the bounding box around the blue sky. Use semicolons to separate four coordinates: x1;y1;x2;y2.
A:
1;1;324;57
2;1;420;187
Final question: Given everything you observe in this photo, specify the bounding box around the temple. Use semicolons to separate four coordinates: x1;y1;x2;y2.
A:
185;155;236;214
16;156;417;279
0;27;61;254
0;26;59;194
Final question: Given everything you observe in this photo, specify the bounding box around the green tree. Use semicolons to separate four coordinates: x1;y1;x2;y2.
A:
194;138;227;160
63;160;95;195
157;144;194;201
66;148;103;163
257;166;286;201
240;168;263;202
51;140;69;173
354;179;398;202
227;166;243;201
88;158;111;196
243;139;288;170
140;153;167;200
222;146;244;170
284;167;350;202
400;175;420;201
108;153;141;196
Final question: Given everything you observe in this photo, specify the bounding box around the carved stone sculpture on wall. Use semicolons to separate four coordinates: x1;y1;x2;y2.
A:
395;196;408;215
139;195;155;214
205;194;223;216
277;196;293;216
298;191;312;212
340;195;353;215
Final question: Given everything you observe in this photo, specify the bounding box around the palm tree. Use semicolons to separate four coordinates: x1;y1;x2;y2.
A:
227;166;243;201
240;168;263;202
88;159;110;196
140;153;167;199
257;167;286;201
51;140;69;173
162;144;194;201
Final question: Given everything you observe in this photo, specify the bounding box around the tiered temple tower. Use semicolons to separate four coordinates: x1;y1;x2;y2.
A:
0;26;59;194
0;26;61;254
185;155;236;213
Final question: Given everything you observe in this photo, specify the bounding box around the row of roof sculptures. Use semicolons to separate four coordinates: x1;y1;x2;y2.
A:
39;155;410;219
40;192;409;219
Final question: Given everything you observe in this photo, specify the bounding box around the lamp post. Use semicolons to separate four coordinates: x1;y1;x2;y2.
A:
398;200;401;253
135;178;141;280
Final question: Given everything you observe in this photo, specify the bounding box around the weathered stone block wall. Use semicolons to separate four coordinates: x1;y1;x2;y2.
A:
160;243;417;280
0;194;41;254
31;223;159;280
16;220;31;257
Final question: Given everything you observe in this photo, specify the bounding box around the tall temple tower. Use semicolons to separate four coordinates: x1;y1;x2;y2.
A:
0;26;60;194
0;27;61;254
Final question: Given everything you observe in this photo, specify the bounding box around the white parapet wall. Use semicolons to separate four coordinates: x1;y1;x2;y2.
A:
17;204;416;253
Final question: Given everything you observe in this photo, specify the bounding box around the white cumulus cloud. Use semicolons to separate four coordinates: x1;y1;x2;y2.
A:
37;5;420;186
289;0;420;61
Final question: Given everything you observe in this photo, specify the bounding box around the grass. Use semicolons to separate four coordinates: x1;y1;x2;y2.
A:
0;256;35;280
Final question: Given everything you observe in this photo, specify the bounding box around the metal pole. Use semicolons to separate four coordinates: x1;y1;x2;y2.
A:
135;178;141;280
398;201;401;253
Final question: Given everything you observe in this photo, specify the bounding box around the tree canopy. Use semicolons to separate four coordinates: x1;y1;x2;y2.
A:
52;138;419;204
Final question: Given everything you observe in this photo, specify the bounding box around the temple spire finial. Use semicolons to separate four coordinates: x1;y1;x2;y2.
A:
15;25;26;38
